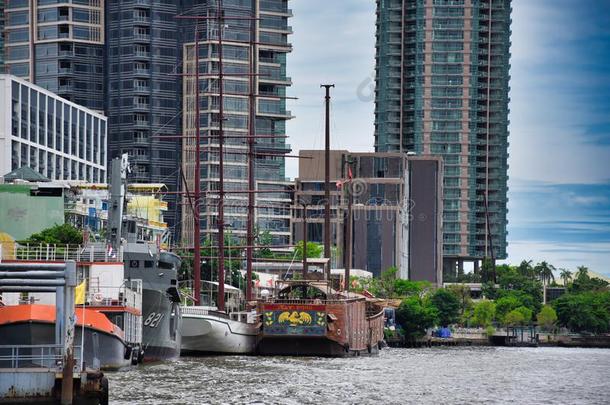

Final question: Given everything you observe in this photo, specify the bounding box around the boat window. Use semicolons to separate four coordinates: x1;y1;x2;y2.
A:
144;261;154;268
129;260;139;268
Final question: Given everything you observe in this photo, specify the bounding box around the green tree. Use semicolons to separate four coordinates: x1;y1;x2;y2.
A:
294;241;323;260
505;309;526;326
431;288;460;327
515;306;533;323
394;279;432;298
396;296;438;339
446;284;473;318
254;228;274;259
537;305;558;331
569;267;609;293
472;300;496;328
495;295;521;323
21;223;83;245
553;292;610;333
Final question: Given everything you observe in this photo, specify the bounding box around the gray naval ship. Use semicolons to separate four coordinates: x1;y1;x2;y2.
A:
108;155;182;362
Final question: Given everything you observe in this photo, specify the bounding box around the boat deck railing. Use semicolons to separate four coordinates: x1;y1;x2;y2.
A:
0;242;123;263
87;279;143;311
261;298;363;306
0;344;81;371
182;306;231;320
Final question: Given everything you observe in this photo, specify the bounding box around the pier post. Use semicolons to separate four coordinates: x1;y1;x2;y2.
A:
61;260;77;405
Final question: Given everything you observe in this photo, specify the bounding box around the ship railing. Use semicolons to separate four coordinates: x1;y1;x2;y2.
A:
0;344;81;371
87;279;143;312
0;242;124;263
261;298;361;305
181;306;231;320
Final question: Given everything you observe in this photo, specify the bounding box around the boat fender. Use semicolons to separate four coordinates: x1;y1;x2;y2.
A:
137;349;145;364
100;376;109;405
367;344;372;354
124;345;133;360
130;347;139;365
344;343;350;353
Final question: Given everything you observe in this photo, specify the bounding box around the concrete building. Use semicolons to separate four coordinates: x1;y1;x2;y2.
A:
293;150;443;285
0;74;107;183
374;0;511;279
3;0;105;111
181;0;294;246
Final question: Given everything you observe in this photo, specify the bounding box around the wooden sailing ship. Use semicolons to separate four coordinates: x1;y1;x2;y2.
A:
177;0;385;357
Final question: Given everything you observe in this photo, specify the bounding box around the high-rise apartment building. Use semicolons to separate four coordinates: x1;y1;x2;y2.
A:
181;0;293;246
3;0;105;111
105;0;182;235
0;0;5;71
374;0;511;277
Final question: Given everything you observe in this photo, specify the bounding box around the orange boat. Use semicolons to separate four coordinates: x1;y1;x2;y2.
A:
0;304;132;370
256;281;385;357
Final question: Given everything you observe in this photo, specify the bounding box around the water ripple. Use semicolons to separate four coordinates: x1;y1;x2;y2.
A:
107;347;610;404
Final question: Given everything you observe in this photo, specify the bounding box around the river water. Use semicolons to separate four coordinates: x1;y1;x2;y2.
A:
108;347;610;404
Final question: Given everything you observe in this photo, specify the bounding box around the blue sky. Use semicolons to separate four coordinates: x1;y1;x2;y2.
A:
285;0;610;276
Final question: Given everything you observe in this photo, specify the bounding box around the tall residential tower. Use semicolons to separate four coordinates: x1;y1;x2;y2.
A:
375;0;511;278
3;0;105;111
105;0;182;235
180;0;293;247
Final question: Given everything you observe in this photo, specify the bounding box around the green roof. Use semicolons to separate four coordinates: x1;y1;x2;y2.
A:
3;167;50;183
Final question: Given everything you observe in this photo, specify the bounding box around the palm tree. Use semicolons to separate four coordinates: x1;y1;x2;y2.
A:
576;265;589;280
535;261;556;286
559;269;572;287
518;260;534;279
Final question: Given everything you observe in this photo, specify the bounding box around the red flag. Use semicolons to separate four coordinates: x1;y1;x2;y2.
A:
348;166;353;179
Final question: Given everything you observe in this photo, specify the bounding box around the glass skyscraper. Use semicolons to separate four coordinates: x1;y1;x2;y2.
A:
374;0;511;276
3;0;105;111
105;0;182;235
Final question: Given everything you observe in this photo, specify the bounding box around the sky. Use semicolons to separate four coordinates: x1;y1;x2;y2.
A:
285;0;610;277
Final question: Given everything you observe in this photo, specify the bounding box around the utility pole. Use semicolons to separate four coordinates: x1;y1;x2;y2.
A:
321;84;334;267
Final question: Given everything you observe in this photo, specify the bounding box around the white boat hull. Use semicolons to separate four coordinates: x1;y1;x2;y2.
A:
180;307;257;354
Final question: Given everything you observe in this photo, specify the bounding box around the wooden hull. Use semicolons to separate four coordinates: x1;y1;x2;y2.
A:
256;299;385;357
257;336;380;357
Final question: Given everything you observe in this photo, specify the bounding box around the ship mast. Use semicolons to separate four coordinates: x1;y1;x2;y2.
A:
245;0;257;303
193;21;202;306
216;0;227;311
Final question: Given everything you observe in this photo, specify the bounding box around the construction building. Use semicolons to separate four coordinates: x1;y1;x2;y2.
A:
374;0;512;279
